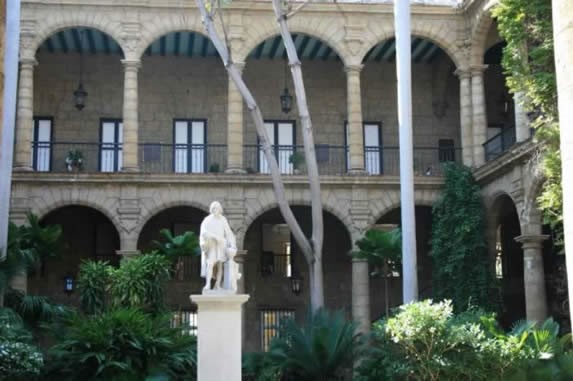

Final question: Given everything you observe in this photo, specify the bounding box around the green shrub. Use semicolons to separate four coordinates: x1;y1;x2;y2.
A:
107;253;171;315
0;340;44;381
357;300;525;381
78;260;110;315
249;309;364;381
44;308;196;381
430;163;497;312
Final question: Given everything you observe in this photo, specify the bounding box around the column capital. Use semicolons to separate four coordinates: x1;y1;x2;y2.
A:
515;234;549;249
470;64;488;75
234;250;247;263
454;68;471;79
121;59;141;71
345;64;363;75
231;61;246;73
352;257;369;264
19;57;38;68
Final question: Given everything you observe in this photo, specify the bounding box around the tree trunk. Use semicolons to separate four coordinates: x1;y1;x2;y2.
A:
195;0;324;311
271;0;325;311
552;0;573;330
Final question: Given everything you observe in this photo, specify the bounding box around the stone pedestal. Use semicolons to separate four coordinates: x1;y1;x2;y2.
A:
191;294;250;381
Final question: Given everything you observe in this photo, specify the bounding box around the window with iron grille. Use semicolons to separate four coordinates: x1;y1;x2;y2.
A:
171;310;198;336
260;309;295;351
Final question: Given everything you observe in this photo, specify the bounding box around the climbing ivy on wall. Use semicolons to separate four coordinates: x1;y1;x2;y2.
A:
492;0;563;246
430;163;496;312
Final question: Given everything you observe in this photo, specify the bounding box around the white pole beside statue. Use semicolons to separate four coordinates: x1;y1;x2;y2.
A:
191;201;249;381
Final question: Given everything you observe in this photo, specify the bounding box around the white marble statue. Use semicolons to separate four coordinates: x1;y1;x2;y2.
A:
200;201;240;293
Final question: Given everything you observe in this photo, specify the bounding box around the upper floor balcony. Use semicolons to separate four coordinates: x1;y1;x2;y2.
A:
30;140;461;177
13;3;525;182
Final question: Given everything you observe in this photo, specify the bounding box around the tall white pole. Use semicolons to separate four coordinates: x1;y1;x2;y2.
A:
552;0;573;329
395;0;418;303
0;0;21;261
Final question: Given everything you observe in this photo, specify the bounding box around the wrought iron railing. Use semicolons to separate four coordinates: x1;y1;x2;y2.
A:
483;128;517;162
139;143;227;173
243;144;348;176
30;141;460;176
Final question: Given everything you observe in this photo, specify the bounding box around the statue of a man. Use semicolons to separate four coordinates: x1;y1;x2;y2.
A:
199;201;238;293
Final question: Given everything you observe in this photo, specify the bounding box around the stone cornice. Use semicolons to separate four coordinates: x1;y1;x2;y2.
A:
11;172;445;189
21;0;465;16
473;139;539;185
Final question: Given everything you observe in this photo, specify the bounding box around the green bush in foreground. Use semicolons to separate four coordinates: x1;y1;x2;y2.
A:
244;309;363;381
43;308;196;381
357;300;573;381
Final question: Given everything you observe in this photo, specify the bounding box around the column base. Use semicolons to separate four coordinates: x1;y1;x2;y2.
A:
191;294;250;381
224;167;246;174
121;166;140;173
116;250;140;261
12;165;34;172
347;168;368;176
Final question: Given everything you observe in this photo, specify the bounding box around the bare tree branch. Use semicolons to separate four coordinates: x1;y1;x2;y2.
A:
196;0;315;263
285;0;313;19
272;0;325;309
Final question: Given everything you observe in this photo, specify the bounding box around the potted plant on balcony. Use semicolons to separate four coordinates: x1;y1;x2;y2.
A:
289;151;305;174
65;149;84;172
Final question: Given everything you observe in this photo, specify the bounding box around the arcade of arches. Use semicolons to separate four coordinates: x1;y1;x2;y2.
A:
9;0;567;350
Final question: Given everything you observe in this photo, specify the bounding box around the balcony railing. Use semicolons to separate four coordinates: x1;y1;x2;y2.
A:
243;144;348;176
30;141;460;176
139;143;227;173
483;128;517;162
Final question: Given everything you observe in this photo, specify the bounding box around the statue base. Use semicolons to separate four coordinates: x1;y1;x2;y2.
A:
190;294;250;381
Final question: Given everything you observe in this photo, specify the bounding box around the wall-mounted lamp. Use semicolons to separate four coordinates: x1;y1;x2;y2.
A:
290;275;302;295
64;274;75;294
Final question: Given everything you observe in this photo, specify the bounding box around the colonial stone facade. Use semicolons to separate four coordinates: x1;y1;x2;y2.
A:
11;0;564;349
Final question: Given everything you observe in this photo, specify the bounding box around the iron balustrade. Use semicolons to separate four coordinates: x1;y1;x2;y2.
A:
377;146;462;176
30;141;460;176
483;128;517;162
243;144;348;175
31;141;122;173
139;143;227;173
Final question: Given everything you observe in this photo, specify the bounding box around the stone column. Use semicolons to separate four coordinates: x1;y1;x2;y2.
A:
352;257;370;334
514;92;530;143
226;62;245;174
553;0;573;327
515;235;548;322
455;69;474;166
345;64;365;174
470;65;488;167
121;59;140;172
13;58;37;171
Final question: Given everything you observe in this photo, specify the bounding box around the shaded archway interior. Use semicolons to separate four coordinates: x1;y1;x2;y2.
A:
27;205;120;305
492;195;525;328
360;37;461;159
242;205;352;352
137;206;208;309
372;206;433;320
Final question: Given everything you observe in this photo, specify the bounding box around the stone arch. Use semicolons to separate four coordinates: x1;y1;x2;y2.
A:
237;16;350;65
367;189;441;228
24;15;125;60
34;200;122;239
357;20;465;69
134;200;210;243
134;14;206;60
469;4;496;66
241;199;353;250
